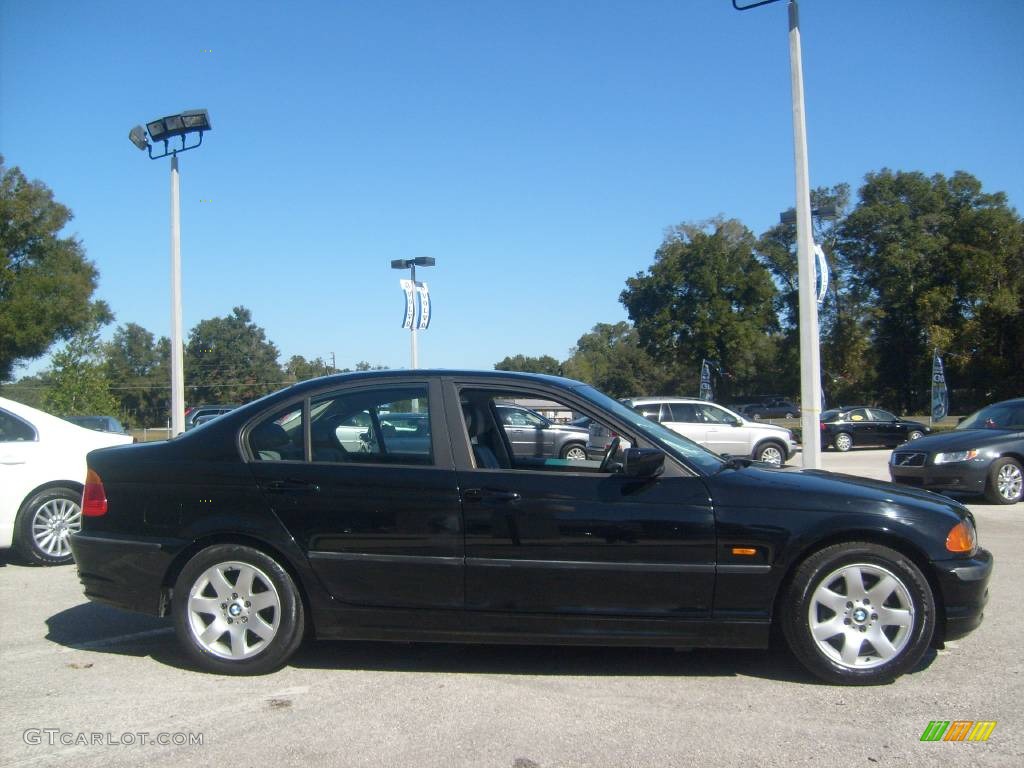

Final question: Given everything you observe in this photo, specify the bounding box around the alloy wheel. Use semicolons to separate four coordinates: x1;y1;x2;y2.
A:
186;561;282;660
31;497;81;559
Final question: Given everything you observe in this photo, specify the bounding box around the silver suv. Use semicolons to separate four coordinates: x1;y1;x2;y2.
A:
613;397;799;465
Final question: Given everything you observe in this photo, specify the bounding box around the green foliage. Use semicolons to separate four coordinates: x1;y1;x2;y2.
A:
840;170;1024;412
43;324;118;416
620;218;779;399
561;322;664;397
494;354;563;376
0;156;111;382
186;306;282;404
283;355;334;383
104;323;170;427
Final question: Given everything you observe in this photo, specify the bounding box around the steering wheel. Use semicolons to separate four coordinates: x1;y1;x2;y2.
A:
599;437;621;473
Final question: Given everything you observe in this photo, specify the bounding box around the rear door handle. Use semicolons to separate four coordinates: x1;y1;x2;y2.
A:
262;479;320;493
463;488;521;504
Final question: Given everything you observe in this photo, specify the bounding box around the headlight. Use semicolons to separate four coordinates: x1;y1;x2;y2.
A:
933;450;979;464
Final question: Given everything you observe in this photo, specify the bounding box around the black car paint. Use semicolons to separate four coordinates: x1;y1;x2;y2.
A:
72;370;989;653
821;408;930;450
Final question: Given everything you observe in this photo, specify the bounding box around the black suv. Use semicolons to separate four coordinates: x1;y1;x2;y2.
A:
185;404;238;430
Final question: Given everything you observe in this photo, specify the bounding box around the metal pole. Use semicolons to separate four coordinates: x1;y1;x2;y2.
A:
169;154;185;436
409;263;419;368
788;0;823;469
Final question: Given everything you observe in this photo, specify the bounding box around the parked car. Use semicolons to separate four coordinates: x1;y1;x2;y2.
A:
889;397;1024;504
0;397;132;565
821;407;929;452
495;403;589;460
744;399;801;420
63;415;128;434
70;370;990;684
604;397;798;466
185;404;238;430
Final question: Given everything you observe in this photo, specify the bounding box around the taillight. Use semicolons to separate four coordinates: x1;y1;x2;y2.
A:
82;468;108;517
819;422;826;431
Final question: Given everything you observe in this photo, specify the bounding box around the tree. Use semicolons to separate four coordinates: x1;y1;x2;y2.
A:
185;306;282;404
283;355;333;383
42;324;118;416
0;156;111;382
561;322;664;397
494;354;563;376
620;218;779;399
104;323;171;427
756;184;874;404
840;170;1024;412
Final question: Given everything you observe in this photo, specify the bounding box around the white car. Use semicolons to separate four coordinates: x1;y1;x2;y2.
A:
0;397;132;565
620;397;799;466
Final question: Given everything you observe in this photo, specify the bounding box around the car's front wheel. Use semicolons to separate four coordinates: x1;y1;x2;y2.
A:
754;441;786;466
907;430;924;441
560;443;588;461
985;457;1023;505
173;544;305;674
781;542;935;685
14;487;82;566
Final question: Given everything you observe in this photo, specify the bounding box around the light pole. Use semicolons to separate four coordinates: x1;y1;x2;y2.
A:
129;110;212;436
733;0;823;468
391;257;435;368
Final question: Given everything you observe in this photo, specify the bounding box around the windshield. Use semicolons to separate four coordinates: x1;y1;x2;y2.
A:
574;385;725;474
957;401;1024;430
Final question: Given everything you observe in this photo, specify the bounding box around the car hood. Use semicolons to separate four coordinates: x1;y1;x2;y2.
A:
708;463;970;522
897;428;1023;452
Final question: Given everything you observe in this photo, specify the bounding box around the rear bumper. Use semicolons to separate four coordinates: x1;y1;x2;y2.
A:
70;532;187;616
932;548;993;642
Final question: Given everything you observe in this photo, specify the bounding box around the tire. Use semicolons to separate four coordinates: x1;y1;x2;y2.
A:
781;542;935;685
785;412;795;419
907;430;924;441
984;457;1023;505
173;544;305;675
834;432;853;452
754;441;786;466
560;442;587;461
14;487;82;566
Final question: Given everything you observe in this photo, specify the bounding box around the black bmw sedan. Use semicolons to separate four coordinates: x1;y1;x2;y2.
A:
70;370;991;684
820;406;930;452
890;397;1024;505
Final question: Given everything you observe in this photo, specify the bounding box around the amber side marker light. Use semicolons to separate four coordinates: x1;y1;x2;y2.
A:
946;520;977;554
82;469;108;517
732;547;758;556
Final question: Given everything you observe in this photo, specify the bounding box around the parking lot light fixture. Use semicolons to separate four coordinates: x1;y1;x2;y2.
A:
391;257;435;368
128;109;212;435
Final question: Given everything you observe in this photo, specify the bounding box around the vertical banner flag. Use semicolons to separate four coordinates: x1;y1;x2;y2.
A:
699;359;713;401
931;350;948;422
399;279;415;329
416;282;431;330
813;242;829;304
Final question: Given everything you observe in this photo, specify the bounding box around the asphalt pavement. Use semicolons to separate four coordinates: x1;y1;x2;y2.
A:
1;449;1021;768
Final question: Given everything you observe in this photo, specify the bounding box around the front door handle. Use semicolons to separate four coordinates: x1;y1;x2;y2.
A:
262;479;320;493
463;488;521;504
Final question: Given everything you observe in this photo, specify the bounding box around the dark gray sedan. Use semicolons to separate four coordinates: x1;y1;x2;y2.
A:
495;404;589;460
890;397;1024;504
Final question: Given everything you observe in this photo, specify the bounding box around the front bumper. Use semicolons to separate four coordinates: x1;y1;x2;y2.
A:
932;548;993;642
889;458;990;495
70;532;187;616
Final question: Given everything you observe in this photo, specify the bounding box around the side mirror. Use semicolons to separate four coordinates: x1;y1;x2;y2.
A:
730;417;743;426
620;448;665;478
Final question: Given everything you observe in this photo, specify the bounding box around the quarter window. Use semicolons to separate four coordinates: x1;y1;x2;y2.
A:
0;410;37;442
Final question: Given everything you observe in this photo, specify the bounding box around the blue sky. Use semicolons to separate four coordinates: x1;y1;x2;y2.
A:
2;0;1022;376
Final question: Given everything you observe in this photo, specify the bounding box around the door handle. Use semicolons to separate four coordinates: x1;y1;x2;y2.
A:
262;479;320;493
463;488;521;504
0;456;26;465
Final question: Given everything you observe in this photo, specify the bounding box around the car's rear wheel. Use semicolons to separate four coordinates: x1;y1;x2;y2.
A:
781;542;934;685
560;443;587;461
985;457;1023;505
834;432;853;452
907;430;924;441
754;441;786;466
14;487;81;566
173;544;305;674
